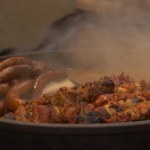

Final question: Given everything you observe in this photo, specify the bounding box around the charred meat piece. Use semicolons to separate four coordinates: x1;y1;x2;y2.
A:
37;77;115;106
100;77;115;94
111;73;134;86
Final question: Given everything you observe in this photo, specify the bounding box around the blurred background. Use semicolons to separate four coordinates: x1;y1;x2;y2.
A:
0;0;75;53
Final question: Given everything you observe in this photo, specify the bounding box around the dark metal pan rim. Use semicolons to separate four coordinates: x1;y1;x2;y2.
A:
1;119;150;127
0;119;150;135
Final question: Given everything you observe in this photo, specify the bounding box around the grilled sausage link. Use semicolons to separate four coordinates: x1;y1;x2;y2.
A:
0;65;34;83
33;71;67;99
0;65;38;83
0;83;9;97
6;80;35;111
0;57;32;72
31;61;48;77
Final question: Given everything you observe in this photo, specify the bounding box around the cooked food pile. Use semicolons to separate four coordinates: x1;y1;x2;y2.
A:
0;56;150;124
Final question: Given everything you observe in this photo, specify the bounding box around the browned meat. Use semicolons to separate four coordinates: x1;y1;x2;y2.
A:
100;77;115;94
0;101;5;116
36;77;115;107
31;61;48;77
0;62;48;84
60;105;80;123
111;73;134;86
94;94;113;107
32;104;51;123
0;83;9;97
0;65;35;83
0;57;32;72
14;106;29;122
6;80;34;111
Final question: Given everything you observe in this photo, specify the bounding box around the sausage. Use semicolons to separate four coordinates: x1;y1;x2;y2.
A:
0;57;32;72
31;61;47;77
0;65;36;83
0;83;9;97
32;104;51;123
0;101;5;116
14;106;29;122
6;80;35;112
33;71;67;98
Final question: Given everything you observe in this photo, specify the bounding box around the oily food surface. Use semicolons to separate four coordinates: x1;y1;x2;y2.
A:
0;57;150;124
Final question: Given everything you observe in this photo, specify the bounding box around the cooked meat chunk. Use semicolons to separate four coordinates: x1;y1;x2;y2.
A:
4;73;150;124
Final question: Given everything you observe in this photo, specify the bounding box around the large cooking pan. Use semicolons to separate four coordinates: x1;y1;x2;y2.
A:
0;51;150;150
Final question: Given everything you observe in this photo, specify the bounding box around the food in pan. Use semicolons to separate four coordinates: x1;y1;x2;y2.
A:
0;56;150;124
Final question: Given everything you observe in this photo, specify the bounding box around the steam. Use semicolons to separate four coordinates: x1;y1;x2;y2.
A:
38;1;150;80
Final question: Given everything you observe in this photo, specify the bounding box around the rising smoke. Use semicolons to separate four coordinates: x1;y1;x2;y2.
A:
40;0;150;80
